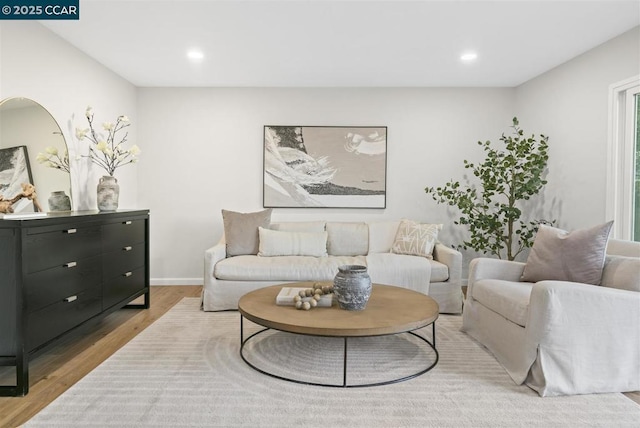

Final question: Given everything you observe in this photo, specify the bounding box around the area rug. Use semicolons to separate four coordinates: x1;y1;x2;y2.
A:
25;298;640;427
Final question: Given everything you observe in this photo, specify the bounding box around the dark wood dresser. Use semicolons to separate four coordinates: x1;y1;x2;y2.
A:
0;209;150;396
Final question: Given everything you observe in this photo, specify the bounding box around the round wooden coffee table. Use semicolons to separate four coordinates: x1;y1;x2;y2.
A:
238;282;439;387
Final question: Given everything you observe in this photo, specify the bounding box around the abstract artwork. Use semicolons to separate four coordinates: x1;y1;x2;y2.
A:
0;145;35;213
264;126;387;208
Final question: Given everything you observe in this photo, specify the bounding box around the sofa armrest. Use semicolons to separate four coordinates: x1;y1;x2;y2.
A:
432;243;461;286
525;281;640;395
467;258;526;299
204;243;227;282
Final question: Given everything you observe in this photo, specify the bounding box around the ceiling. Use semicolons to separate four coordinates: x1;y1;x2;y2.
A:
41;0;640;88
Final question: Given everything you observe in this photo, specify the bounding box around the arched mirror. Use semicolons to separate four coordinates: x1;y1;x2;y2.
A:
0;97;72;214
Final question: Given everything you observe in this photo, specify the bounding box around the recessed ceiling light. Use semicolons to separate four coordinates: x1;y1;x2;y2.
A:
187;49;204;61
460;52;478;63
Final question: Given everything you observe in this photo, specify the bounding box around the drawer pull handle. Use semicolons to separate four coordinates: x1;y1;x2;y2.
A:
65;228;77;234
123;246;133;251
64;261;77;268
64;295;78;303
123;271;133;277
123;221;132;225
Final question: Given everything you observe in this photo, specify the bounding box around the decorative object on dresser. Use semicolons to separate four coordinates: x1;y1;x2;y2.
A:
74;106;141;211
0;209;150;396
263;126;387;208
47;190;72;212
0;98;73;213
0;183;44;214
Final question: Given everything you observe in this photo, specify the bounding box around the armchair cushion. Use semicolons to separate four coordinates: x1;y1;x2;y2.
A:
521;221;613;285
472;279;533;327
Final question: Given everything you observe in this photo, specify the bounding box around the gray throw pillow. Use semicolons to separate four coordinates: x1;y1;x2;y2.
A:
222;209;272;257
521;221;613;285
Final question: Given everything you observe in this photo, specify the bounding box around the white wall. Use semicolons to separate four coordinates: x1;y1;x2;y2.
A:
3;22;637;285
137;87;515;283
515;26;640;230
0;21;138;210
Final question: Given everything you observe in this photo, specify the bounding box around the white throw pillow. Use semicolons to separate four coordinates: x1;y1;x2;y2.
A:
390;219;442;259
258;227;328;257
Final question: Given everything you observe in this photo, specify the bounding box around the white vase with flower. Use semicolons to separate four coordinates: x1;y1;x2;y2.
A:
75;106;141;211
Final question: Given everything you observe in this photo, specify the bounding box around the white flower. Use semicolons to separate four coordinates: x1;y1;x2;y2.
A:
96;141;108;152
75;128;89;139
45;146;58;155
76;107;139;176
36;153;48;163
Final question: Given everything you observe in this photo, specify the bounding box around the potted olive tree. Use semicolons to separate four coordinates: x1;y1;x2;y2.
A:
426;117;552;261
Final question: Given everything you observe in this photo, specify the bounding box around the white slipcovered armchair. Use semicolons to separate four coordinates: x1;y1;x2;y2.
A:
462;238;640;397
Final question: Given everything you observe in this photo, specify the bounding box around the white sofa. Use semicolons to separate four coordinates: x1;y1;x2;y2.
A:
202;220;463;313
462;238;640;396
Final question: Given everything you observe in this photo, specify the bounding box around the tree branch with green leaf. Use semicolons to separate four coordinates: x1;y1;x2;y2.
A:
425;117;553;261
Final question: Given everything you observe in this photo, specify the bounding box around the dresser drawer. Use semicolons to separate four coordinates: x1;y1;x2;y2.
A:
26;255;102;313
26;286;102;352
103;266;145;310
25;226;101;273
102;219;145;252
103;244;145;278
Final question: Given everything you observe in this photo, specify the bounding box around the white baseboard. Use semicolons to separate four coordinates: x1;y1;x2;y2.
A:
150;278;203;286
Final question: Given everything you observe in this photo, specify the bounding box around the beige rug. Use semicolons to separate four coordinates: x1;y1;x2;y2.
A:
26;298;640;427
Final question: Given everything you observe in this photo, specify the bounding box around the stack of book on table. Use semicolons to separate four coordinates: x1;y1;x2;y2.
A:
275;287;333;307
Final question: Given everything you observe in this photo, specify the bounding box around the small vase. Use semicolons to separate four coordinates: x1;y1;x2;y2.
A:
333;265;372;311
97;176;120;211
48;191;71;212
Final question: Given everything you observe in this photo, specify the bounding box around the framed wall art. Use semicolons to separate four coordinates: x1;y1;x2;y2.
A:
0;145;36;213
263;126;387;208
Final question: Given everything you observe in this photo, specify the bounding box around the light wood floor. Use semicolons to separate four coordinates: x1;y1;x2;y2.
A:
0;285;638;427
0;285;201;428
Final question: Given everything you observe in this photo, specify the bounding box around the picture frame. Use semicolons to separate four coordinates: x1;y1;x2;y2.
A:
263;126;387;208
0;145;36;213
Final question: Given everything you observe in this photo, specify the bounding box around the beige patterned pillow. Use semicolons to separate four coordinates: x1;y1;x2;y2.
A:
391;219;442;259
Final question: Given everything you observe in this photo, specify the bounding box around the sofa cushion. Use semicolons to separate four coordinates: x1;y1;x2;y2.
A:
368;221;400;253
258;227;328;257
222;208;272;257
271;221;326;233
326;222;369;256
521;222;613;285
472;279;534;327
215;255;366;281
600;255;640;292
429;260;450;283
391;219;442;259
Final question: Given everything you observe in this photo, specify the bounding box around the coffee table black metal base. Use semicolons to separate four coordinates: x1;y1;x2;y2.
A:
239;315;438;388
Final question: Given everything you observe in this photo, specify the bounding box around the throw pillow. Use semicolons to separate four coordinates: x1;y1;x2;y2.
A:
521;221;613;285
258;227;328;257
390;219;442;259
222;208;272;257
